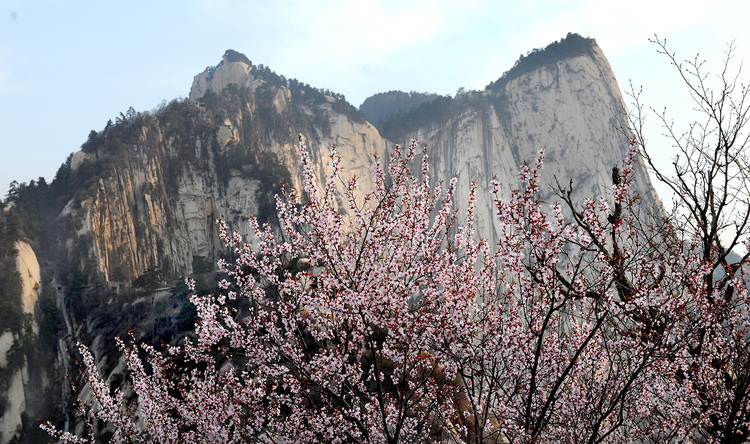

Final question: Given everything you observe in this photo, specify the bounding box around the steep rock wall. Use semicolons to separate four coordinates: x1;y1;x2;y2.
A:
0;241;40;443
189;55;255;101
406;43;658;245
64;83;388;287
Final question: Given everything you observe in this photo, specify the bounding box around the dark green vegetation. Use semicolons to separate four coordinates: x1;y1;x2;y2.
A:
132;267;166;291
222;48;252;65
487;32;596;92
377;95;457;142
0;208;22;332
359;91;441;127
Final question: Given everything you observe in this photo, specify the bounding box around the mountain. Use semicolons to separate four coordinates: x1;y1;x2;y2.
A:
381;32;658;246
0;33;659;442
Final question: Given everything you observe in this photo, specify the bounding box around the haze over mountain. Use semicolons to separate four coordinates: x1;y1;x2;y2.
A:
0;33;658;442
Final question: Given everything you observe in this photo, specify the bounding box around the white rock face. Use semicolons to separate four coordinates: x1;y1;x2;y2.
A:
0;241;40;443
402;44;658;245
0;363;27;443
15;241;40;326
189;56;255;100
70;150;96;171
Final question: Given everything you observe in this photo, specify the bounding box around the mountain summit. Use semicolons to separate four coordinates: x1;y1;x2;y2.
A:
189;49;256;100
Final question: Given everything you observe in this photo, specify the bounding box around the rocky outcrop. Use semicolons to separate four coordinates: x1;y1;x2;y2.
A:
14;242;40;327
0;241;40;443
189;53;256;101
63;77;388;286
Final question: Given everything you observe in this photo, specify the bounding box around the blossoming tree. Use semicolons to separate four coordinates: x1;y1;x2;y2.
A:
43;135;749;442
45;40;750;443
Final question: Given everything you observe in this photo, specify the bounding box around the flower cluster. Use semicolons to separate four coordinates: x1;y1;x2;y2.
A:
46;139;750;443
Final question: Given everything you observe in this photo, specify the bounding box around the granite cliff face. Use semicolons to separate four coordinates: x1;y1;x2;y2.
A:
0;35;662;441
0;241;40;443
65;68;387;286
189;52;257;101
70;37;654;291
393;39;658;245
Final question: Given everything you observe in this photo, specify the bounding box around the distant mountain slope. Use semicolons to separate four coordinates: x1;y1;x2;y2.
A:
359;91;441;127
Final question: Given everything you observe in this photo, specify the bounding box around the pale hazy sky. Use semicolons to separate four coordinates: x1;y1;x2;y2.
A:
1;0;749;200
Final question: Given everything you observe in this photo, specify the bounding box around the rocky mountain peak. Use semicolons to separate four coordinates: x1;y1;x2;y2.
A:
189;49;257;100
487;32;600;91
